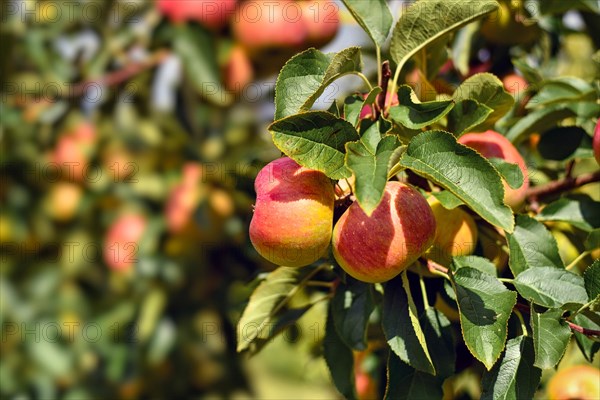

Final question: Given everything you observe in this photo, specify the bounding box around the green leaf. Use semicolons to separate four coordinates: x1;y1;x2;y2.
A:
451;267;517;370
512;58;543;86
453;73;514;131
331;277;375;351
388;85;454;129
269;111;359;179
341;0;393;46
236;266;313;352
344;87;382;127
530;306;571;369
585;229;600;251
174;25;232;107
384;354;444;400
274;47;362;120
584;260;600;301
389;0;499;73
506;214;564;276
537;126;586;161
382;275;435;374
452;23;479;76
481;336;542;400
420;308;456;379
447;99;494;136
526;77;595;109
504;104;577;144
513;267;589;309
451;255;498;276
572;313;600;363
324;306;357;400
536;197;600;232
346;135;401;215
487;158;524;190
399;130;514;232
431;191;464;210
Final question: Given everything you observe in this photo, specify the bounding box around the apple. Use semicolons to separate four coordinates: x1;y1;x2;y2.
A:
103;214;147;271
156;0;237;29
223;45;254;93
332;182;436;283
298;0;340;48
458;130;529;210
480;0;540;46
547;365;600;400
52;122;97;182
232;0;308;52
423;199;478;266
249;157;334;267
44;182;83;221
593;118;600;166
502;73;528;98
165;163;205;234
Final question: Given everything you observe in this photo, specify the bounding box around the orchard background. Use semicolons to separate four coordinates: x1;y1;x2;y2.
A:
1;0;599;399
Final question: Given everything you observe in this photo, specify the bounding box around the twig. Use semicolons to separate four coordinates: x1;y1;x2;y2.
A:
375;61;391;120
514;302;600;337
526;171;600;200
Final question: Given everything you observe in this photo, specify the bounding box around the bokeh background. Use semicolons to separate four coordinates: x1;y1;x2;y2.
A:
1;0;598;399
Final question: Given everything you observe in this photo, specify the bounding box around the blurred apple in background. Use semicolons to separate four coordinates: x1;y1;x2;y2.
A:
593;118;600;166
502;73;528;98
165;162;205;234
103;214;147;271
43;182;83;222
157;0;238;29
223;45;254;93
298;0;340;48
51;121;97;183
546;365;600;400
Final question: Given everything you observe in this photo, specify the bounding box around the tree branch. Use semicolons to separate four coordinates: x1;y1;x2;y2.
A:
514;302;600;337
526;171;600;200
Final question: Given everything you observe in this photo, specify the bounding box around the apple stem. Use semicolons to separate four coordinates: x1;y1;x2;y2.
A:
418;272;430;309
526;171;600;201
513;309;529;337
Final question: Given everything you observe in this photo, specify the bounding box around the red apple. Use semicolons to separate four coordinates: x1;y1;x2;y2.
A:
223;45;254;92
52;122;97;182
502;73;528;98
332;182;436;283
298;0;340;48
165;162;204;234
458;130;529;210
157;0;237;29
232;0;308;52
104;214;147;271
249;157;334;267
593;118;600;166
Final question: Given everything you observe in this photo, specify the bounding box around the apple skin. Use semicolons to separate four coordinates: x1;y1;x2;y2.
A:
298;0;340;48
360;92;398;120
547;365;600;400
232;0;308;52
593;118;600;166
332;182;436;283
103;214;147;271
458;130;529;210
424;199;478;266
502;73;528;98
249;157;334;267
223;45;254;92
157;0;237;29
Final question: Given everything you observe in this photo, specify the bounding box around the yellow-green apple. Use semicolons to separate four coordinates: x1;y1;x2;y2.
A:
157;0;237;29
593;119;600;166
103;214;147;271
298;0;340;48
423;198;478;266
458;130;529;210
480;0;540;45
332;182;436;283
44;182;83;221
232;0;308;52
547;365;600;400
249;157;334;267
223;45;254;92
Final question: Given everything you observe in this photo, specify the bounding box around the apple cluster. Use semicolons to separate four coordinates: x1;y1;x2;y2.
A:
156;0;340;92
249;130;530;283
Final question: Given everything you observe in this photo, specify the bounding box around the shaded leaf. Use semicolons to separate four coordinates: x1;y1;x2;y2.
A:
584;259;600;301
451;255;497;276
331;277;375;350
420;308;456;378
537;197;600;232
451;267;517;370
513;267;588;309
324;306;357;400
530;306;571;369
572;313;600;363
400;130;514;232
453;73;514;131
388;85;454;129
448;99;494;136
384;354;444;400
504;104;576;144
344;87;382;127
275;47;362;120
506;214;564;276
526;77;595;109
537;126;586;161
481;336;542;400
431;191;464;209
488;158;524;190
269;111;359;179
